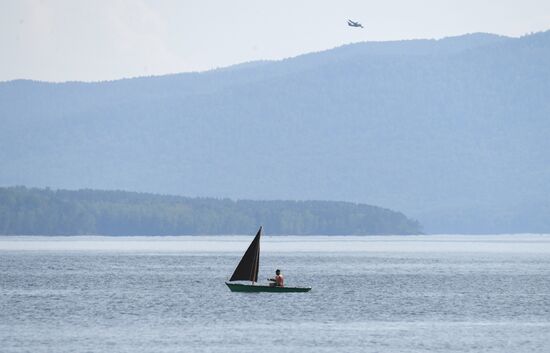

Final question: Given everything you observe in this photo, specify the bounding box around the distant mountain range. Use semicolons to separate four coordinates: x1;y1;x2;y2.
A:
1;31;549;233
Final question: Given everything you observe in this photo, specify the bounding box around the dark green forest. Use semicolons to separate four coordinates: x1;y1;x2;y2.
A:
0;187;421;235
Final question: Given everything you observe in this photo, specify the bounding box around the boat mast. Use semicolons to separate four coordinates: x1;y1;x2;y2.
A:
252;244;259;285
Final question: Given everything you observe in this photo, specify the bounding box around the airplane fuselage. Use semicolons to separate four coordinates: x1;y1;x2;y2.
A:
347;20;363;28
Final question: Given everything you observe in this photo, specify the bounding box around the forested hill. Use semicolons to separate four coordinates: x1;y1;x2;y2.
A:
0;187;421;236
1;31;550;233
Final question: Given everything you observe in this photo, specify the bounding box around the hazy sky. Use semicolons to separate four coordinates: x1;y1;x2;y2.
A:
1;0;549;82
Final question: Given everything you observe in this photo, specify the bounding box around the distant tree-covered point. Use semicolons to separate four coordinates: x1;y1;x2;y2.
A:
0;187;421;235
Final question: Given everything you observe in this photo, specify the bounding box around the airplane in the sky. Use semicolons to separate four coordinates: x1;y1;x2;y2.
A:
347;19;364;28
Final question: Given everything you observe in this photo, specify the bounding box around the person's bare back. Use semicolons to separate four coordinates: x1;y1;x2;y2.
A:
268;269;284;287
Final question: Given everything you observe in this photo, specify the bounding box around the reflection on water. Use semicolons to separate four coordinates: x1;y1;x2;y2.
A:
2;234;550;253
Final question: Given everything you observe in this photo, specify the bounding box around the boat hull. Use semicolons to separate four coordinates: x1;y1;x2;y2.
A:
225;282;311;293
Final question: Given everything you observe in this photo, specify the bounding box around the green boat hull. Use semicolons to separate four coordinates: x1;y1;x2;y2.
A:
225;282;311;293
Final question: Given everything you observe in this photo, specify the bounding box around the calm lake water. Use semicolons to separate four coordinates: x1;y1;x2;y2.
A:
1;235;549;353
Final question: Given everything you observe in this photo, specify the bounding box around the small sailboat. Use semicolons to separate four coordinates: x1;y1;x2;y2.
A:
225;226;312;293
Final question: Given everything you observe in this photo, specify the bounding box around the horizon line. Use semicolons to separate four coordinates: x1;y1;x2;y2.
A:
3;30;545;85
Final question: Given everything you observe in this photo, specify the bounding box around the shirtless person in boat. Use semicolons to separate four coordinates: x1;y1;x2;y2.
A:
268;269;284;287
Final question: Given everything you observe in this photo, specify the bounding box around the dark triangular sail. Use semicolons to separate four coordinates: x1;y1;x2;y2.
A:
229;226;261;282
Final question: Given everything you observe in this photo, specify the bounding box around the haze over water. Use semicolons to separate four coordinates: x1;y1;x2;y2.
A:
1;235;549;352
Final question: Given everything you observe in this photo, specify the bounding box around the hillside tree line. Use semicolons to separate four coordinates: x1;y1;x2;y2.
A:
0;187;421;235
